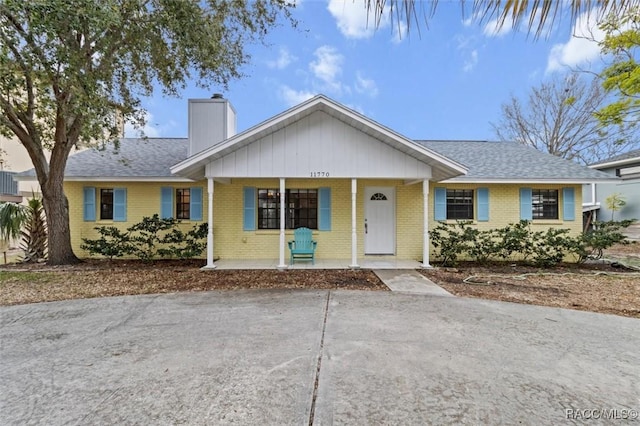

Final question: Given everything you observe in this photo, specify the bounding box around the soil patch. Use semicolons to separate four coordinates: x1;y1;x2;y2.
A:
0;259;386;306
421;261;640;319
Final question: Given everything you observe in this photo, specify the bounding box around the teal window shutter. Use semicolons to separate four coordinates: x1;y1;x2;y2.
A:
318;187;332;231
113;188;127;222
563;187;575;221
161;187;174;219
83;187;96;221
434;187;446;221
190;187;203;221
477;188;489;221
520;188;533;220
243;187;256;231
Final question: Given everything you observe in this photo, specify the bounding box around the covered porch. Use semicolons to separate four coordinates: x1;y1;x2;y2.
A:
170;95;468;270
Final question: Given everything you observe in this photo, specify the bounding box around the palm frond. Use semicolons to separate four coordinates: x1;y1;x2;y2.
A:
369;0;639;38
0;202;27;241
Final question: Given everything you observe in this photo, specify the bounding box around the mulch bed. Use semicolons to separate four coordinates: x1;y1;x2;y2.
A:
0;259;387;306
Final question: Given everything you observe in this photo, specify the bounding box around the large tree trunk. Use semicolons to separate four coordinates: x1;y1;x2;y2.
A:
41;177;79;265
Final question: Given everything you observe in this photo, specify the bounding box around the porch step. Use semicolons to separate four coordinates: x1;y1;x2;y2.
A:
374;269;453;296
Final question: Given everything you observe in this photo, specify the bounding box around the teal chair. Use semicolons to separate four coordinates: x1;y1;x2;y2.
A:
288;227;317;265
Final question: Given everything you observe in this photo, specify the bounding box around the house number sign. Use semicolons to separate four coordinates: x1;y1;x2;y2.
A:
310;171;330;177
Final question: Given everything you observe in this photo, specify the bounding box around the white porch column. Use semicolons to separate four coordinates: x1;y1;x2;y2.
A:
422;179;431;268
204;177;216;269
349;178;359;269
277;178;287;269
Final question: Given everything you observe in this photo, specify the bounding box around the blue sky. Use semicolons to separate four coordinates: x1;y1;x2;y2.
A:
126;1;608;141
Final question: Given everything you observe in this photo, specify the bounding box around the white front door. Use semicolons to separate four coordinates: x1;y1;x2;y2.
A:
364;187;395;254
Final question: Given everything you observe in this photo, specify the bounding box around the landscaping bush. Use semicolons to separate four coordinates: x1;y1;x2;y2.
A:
81;214;208;260
430;221;476;266
80;226;132;259
430;219;633;267
572;220;635;263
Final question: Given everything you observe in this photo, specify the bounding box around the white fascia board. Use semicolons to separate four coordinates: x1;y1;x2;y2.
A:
63;177;197;182
438;178;620;184
589;156;640;169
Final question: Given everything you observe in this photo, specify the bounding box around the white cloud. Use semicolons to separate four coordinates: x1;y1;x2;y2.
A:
354;72;378;97
483;16;514;37
327;0;389;39
267;47;295;70
463;49;479;72
391;21;408;44
546;10;605;73
124;110;173;138
310;45;344;93
279;85;315;107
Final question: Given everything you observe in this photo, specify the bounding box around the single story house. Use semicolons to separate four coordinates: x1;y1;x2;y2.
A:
16;95;616;268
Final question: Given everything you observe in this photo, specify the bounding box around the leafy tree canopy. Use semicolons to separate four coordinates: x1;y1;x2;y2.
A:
0;0;294;264
597;7;640;128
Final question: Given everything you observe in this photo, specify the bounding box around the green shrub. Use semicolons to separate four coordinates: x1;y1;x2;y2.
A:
494;220;534;262
81;214;208;260
573;220;634;262
81;226;132;259
431;221;490;266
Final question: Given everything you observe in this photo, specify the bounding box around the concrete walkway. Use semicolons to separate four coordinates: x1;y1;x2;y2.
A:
3;291;638;425
374;269;453;296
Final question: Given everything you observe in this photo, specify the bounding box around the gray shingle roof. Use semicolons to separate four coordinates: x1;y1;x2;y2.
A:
590;148;640;167
17;138;188;179
16;137;614;182
417;140;614;182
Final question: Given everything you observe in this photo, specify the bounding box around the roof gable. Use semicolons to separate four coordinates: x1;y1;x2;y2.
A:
171;95;467;181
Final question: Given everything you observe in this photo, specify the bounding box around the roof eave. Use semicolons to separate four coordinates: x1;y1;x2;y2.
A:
589;156;640;169
438;177;620;184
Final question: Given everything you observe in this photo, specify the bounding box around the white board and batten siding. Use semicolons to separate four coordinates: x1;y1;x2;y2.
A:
205;111;432;179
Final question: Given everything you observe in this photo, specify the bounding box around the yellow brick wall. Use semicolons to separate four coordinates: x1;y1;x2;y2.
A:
66;180;583;261
66;181;208;257
429;183;583;234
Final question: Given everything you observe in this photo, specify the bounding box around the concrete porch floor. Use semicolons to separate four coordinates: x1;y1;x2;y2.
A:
213;257;423;270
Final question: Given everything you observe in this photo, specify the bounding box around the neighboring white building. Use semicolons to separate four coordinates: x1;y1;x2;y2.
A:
0;135;48;198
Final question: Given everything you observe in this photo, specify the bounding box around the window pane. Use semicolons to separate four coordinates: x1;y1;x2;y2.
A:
258;188;319;229
287;189;318;229
100;189;113;220
446;189;474;220
532;189;558;219
176;188;190;219
258;189;280;229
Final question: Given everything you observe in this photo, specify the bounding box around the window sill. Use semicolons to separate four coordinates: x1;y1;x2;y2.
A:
253;230;319;235
531;220;564;225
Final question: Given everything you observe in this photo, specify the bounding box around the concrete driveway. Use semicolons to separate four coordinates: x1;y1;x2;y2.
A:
1;290;638;425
